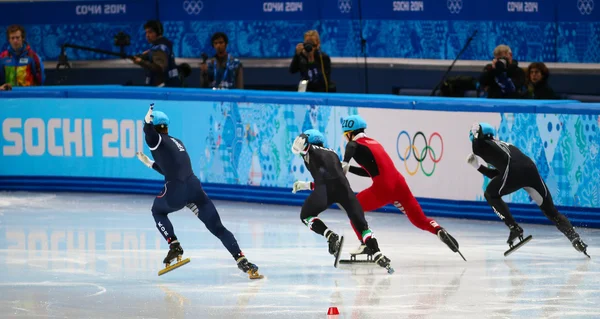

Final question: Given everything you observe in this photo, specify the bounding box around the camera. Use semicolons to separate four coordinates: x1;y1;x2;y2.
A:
114;31;131;55
494;57;509;72
304;42;314;53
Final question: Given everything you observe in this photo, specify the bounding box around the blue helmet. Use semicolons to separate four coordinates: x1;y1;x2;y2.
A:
470;122;496;141
341;115;367;132
153;111;170;127
303;129;325;146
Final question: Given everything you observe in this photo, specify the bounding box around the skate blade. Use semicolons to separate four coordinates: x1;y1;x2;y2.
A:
339;259;375;264
444;235;467;262
456;249;467;262
504;235;533;257
340;252;375;264
581;250;591;259
158;258;191;276
247;270;264;280
333;236;345;268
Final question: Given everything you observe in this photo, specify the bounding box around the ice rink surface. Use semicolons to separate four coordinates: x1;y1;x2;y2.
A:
0;192;599;319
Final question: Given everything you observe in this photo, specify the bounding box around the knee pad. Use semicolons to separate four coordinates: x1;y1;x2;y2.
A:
302;216;319;228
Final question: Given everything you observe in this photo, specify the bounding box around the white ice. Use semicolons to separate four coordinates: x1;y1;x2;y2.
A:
0;192;599;319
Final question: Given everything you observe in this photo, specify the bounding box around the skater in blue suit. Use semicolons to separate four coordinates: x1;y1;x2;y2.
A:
136;103;263;278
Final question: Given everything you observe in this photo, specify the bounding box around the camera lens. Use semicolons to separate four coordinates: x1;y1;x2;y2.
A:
304;43;313;53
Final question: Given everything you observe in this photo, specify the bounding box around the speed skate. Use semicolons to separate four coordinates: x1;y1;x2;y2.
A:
158;256;191;276
339;244;375;264
504;235;533;257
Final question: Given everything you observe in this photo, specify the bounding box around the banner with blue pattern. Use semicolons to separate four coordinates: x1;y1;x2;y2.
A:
1;96;599;208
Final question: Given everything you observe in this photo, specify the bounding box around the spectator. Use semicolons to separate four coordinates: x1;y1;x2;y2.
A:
0;25;45;87
479;45;525;99
0;83;12;91
524;62;558;99
200;32;243;89
132;20;181;87
289;30;335;93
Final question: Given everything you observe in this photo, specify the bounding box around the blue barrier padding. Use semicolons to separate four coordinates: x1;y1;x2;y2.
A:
536;102;600;114
327;93;417;109
65;89;170;100
2;87;594;115
2;176;599;229
245;90;328;105
166;88;248;103
0;90;68;98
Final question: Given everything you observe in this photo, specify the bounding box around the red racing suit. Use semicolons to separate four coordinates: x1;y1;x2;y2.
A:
343;133;441;242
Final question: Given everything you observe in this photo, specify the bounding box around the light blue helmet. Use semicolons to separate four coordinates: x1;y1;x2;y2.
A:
303;129;325;146
341;115;367;132
470;122;496;141
153;111;170;127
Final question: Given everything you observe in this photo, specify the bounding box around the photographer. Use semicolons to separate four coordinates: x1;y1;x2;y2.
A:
289;30;335;93
200;32;243;89
524;62;558;100
479;45;525;99
132;20;181;87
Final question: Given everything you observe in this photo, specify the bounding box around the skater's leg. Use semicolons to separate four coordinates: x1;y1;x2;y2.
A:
300;185;344;259
339;190;393;272
393;178;440;234
350;187;385;244
189;187;243;260
300;186;331;236
336;187;382;256
484;176;519;227
524;174;578;238
187;178;263;275
152;183;185;244
152;183;187;264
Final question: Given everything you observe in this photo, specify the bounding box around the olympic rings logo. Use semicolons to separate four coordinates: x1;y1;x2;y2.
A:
338;0;352;13
396;131;444;177
183;0;204;15
578;0;594;15
447;0;463;14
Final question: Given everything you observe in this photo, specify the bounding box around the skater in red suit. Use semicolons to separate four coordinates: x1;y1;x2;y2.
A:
340;115;464;260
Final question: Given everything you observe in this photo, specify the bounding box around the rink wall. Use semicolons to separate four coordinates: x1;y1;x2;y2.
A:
1;86;600;228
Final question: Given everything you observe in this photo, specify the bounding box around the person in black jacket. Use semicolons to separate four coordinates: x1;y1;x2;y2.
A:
479;45;526;99
524;62;558;99
289;30;335;93
132;20;181;87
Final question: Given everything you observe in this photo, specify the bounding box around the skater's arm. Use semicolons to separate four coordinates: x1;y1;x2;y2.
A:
342;141;357;163
151;162;164;175
143;122;162;150
341;141;359;174
136;152;164;175
477;165;499;179
349;165;370;177
467;153;499;178
143;104;162;150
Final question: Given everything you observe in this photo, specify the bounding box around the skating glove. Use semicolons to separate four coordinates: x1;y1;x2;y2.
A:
341;161;350;175
470;123;480;140
136;151;155;168
466;153;480;169
145;103;154;124
291;135;308;156
292;181;313;193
